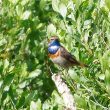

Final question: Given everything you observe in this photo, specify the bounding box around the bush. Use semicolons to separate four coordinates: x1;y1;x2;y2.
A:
0;0;110;109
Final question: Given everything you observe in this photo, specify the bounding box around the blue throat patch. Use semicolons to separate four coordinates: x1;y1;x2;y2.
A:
48;40;60;54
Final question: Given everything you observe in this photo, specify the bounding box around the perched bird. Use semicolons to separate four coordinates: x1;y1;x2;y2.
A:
48;36;88;68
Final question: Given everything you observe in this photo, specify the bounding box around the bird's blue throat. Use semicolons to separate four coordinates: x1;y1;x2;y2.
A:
48;40;60;54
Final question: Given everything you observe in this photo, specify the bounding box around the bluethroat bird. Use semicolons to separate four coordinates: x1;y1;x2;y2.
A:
48;36;88;68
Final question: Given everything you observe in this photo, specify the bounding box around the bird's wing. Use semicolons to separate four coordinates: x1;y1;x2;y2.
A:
60;46;81;66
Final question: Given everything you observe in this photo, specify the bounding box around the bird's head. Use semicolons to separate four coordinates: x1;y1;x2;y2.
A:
48;36;60;47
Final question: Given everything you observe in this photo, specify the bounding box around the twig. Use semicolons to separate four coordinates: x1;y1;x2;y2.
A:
81;84;108;109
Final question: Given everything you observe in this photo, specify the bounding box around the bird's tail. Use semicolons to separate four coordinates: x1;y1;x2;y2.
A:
80;62;88;67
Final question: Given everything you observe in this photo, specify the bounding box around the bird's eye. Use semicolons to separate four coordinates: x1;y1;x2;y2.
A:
50;38;54;41
49;37;59;42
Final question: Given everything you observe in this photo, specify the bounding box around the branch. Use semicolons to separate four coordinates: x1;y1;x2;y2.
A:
52;74;76;110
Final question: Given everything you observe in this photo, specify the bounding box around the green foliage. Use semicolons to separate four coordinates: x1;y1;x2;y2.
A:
0;0;110;109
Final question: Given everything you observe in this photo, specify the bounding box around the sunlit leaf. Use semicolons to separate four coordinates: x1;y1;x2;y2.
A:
18;81;27;89
47;24;56;35
105;0;110;10
21;10;31;20
105;70;110;94
52;0;59;12
40;0;46;10
4;59;9;69
30;101;37;110
28;69;41;78
59;3;67;18
98;74;105;80
8;0;19;4
30;99;41;110
21;0;30;6
0;38;7;46
16;4;23;17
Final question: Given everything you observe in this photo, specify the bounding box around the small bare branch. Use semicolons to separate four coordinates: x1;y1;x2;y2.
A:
52;74;76;110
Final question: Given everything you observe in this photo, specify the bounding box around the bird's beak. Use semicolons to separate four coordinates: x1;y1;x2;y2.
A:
47;38;50;43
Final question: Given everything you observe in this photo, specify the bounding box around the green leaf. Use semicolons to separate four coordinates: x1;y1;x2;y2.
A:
21;10;31;20
8;0;19;4
3;59;9;70
28;69;41;78
16;94;25;109
98;74;105;80
30;99;41;110
8;86;16;106
16;4;23;17
25;91;35;105
18;81;27;89
105;70;110;94
0;38;7;46
105;0;110;10
1;91;8;104
68;69;79;81
3;73;14;86
21;0;30;6
40;0;46;10
47;24;56;35
74;94;87;108
59;3;67;18
52;0;59;12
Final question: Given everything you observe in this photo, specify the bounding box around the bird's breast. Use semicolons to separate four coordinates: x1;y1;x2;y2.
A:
51;55;67;66
48;49;68;67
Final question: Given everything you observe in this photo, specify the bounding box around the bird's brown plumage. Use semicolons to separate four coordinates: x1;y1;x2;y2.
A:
60;46;88;67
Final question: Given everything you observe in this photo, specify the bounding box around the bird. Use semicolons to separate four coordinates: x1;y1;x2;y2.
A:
48;36;88;68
